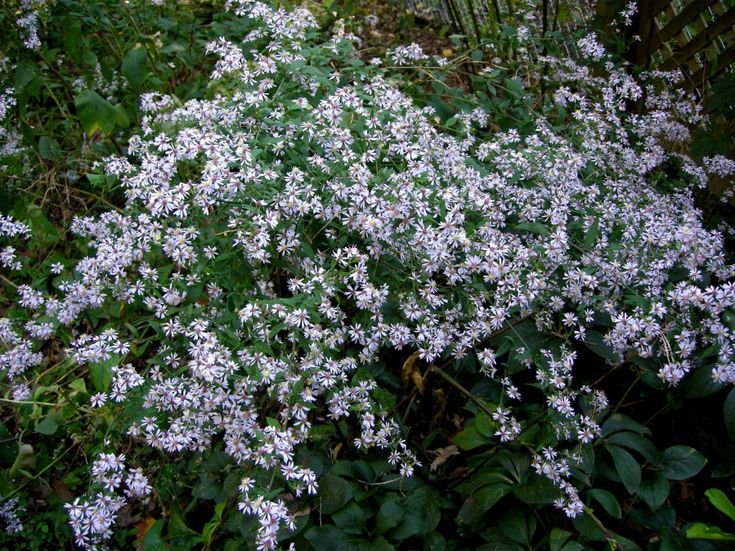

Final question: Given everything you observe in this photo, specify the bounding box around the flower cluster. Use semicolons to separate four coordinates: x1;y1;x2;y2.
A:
66;453;150;550
0;498;24;534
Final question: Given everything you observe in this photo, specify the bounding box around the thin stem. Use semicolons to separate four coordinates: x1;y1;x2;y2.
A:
430;363;495;418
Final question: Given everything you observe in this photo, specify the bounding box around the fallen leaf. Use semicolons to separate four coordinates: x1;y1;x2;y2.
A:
430;445;460;471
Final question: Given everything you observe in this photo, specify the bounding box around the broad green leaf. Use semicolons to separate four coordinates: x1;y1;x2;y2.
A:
38;136;61;160
584;330;619;363
606;431;659;463
122;47;147;91
498;506;536;545
514;222;549;235
332;502;370;535
602;413;651;437
15;63;35;94
62;15;82;63
75;90;118;135
303;525;370;550
582;218;599;248
36;413;59;435
681;365;725;398
374;495;404;535
705;489;735;522
512;473;560;505
662;446;706;480
457;483;511;528
588;488;622;519
454;423;490;450
686;522;735;541
143;519;170;551
636;471;669;510
607;444;641;494
390;486;440;539
318;474;353;514
89;357;117;392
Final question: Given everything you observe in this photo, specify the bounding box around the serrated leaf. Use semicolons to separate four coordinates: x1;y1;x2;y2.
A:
662;446;706;480
607;444;641;494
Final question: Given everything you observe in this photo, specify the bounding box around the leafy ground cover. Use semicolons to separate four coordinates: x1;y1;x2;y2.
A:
1;1;735;550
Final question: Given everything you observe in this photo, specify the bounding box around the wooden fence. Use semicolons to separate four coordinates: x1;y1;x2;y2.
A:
627;0;735;97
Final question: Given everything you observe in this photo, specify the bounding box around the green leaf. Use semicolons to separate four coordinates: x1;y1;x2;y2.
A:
550;528;582;551
588;489;622;519
457;483;511;528
705;489;735;522
514;222;549;235
38;136;61;161
374;495;405;536
607;444;641;494
143;519;170;551
602;413;651;437
304;525;370;550
122;48;148;92
75;90;118;135
69;378;87;394
582;218;599;248
62;15;82;63
724;387;735;439
9;443;35;478
454;423;490;450
498;506;536;545
89;357;117;392
662;446;706;480
681;365;725;398
511;473;560;505
606;431;659;463
36;413;59;435
15;63;35;94
332;502;371;535
584;330;619;363
390;486;441;539
318;474;353;514
636;471;669;510
424;532;446;551
686;522;735;541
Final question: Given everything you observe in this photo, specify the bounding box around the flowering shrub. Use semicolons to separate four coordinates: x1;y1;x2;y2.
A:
1;0;734;549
